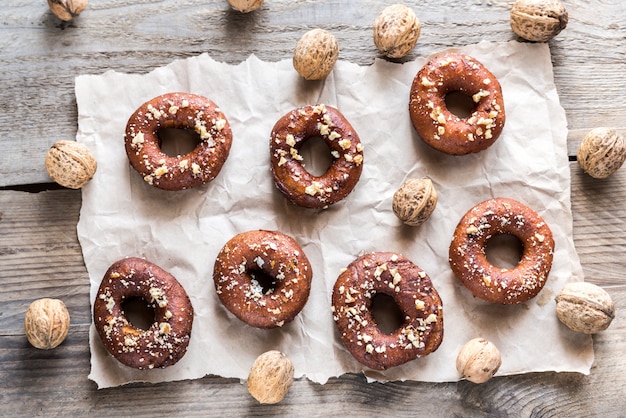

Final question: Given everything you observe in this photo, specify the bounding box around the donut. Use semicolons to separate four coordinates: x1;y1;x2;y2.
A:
213;230;313;329
409;52;505;155
270;104;364;208
124;92;232;191
331;252;444;370
93;257;194;369
448;198;555;304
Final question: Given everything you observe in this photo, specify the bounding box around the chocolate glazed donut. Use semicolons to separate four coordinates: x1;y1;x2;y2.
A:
332;252;444;370
270;104;364;208
213;230;313;329
449;198;555;304
409;53;505;155
93;257;194;369
125;92;232;190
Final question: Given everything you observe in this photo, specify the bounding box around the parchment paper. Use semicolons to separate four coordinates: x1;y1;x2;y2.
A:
75;41;594;389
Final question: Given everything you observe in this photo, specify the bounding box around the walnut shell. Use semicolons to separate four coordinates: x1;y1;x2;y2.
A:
373;4;421;59
227;0;263;13
555;282;615;334
510;0;568;42
456;338;502;384
47;0;87;21
392;178;438;227
45;140;97;189
247;350;294;404
24;298;70;350
293;29;339;81
577;127;626;179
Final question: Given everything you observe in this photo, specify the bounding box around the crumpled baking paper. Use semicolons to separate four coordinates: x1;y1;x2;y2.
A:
75;40;593;389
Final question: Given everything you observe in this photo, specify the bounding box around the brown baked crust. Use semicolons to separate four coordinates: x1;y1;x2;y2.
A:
332;252;444;370
124;92;232;190
270;104;364;208
448;198;555;304
213;230;313;329
93;257;194;369
409;53;505;155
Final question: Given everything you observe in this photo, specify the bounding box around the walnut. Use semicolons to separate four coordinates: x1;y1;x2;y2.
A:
577;127;626;179
247;350;294;404
510;0;568;42
227;0;264;13
555;282;615;334
392;178;438;227
45;140;97;189
24;298;70;350
456;338;502;384
373;4;421;59
293;29;339;81
47;0;87;21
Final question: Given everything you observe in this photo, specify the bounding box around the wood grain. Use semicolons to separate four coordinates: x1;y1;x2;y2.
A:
0;161;625;416
1;0;625;186
1;0;626;415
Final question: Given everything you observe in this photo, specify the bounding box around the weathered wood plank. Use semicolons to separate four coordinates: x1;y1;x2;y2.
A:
0;159;625;415
1;0;625;186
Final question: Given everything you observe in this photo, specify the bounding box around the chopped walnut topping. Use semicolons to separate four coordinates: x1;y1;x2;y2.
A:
215;119;226;131
132;132;145;147
305;181;324;196
482;275;492;287
328;131;341;141
424;313;438;324
159;322;171;335
153;165;168;179
338;138;351;150
421;76;436;87
472;90;490;103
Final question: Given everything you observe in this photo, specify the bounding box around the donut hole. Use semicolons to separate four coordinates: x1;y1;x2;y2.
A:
371;293;404;335
122;297;156;331
157;127;202;157
485;234;524;269
249;269;278;295
299;135;334;177
445;91;476;118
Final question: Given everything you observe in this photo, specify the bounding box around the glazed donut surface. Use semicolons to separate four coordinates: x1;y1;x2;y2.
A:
213;230;313;329
93;257;194;369
448;198;555;304
125;92;232;191
409;53;505;155
332;252;444;370
270;104;364;208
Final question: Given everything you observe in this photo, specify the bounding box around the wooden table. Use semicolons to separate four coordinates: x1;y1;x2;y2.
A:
2;0;625;415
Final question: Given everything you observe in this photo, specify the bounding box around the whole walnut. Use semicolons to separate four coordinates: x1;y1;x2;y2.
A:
456;338;501;384
555;282;615;334
45;140;97;189
293;29;339;81
227;0;263;13
392;178;438;227
577;127;626;179
373;4;421;59
247;350;294;404
24;298;70;349
510;0;568;42
47;0;87;21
